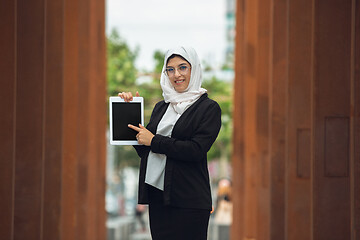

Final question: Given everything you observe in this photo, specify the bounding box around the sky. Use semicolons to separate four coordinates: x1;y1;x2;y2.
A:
105;0;227;72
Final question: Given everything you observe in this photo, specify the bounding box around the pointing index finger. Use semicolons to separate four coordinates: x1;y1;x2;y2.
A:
128;124;141;132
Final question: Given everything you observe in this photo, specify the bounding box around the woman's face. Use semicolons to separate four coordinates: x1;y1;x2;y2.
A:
166;56;191;93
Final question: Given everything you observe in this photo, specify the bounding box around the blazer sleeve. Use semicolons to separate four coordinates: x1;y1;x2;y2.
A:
133;145;149;159
150;102;221;162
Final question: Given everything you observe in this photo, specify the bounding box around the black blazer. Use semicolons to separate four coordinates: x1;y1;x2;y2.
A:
134;93;221;210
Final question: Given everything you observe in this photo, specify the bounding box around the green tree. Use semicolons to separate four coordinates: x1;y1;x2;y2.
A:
202;76;233;178
107;29;139;97
153;50;165;75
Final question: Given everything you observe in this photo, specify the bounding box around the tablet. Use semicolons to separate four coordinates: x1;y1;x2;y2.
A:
109;96;144;145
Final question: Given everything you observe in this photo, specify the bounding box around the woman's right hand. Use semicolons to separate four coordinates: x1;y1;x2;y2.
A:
118;91;140;102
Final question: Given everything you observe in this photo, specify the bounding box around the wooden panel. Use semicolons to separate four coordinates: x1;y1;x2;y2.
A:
14;0;45;239
287;0;313;239
256;0;271;238
87;0;98;238
77;0;90;238
354;1;360;238
324;117;349;177
231;1;359;240
253;5;272;233
0;0;16;238
0;0;107;239
270;0;288;239
232;0;246;239
62;0;80;239
243;0;259;238
42;0;64;239
296;128;311;179
313;0;352;239
95;0;107;237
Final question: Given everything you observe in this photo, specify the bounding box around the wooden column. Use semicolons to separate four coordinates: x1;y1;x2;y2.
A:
0;0;16;239
14;0;45;238
42;0;64;238
286;0;313;239
77;0;91;238
76;0;107;238
313;0;352;239
232;0;359;239
231;0;245;238
269;0;288;239
242;0;260;239
0;0;106;239
256;0;271;238
95;0;107;238
354;2;360;239
62;0;80;238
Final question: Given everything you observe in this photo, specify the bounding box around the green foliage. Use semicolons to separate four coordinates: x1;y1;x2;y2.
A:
202;60;213;72
203;77;233;162
153;50;165;75
107;29;139;97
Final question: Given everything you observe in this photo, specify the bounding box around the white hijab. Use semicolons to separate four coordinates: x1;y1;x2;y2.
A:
145;46;207;190
160;46;207;114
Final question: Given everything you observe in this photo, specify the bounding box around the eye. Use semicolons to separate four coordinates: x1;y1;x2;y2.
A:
166;68;175;73
179;65;188;71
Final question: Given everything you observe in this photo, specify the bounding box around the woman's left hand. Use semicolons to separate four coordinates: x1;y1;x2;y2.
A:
128;124;154;146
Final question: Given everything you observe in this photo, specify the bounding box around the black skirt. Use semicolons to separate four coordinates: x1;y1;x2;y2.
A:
147;185;211;240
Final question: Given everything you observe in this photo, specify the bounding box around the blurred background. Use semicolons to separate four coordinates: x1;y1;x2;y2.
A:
105;0;235;239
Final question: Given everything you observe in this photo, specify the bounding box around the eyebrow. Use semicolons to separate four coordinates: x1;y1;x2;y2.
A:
166;63;189;68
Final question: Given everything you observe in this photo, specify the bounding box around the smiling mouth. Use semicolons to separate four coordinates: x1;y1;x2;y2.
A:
174;79;185;84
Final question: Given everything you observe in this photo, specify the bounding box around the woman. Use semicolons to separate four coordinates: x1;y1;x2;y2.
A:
118;46;221;240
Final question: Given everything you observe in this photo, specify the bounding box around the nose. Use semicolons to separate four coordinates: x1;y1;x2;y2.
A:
174;68;181;77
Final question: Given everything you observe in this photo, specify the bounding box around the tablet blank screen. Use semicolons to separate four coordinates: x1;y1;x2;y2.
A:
112;102;141;141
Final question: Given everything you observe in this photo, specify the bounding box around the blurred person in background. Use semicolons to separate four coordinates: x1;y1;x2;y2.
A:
135;204;147;232
214;178;232;240
214;178;232;225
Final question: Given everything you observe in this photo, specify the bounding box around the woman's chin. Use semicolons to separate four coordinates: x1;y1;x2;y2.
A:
172;82;189;93
174;87;188;93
